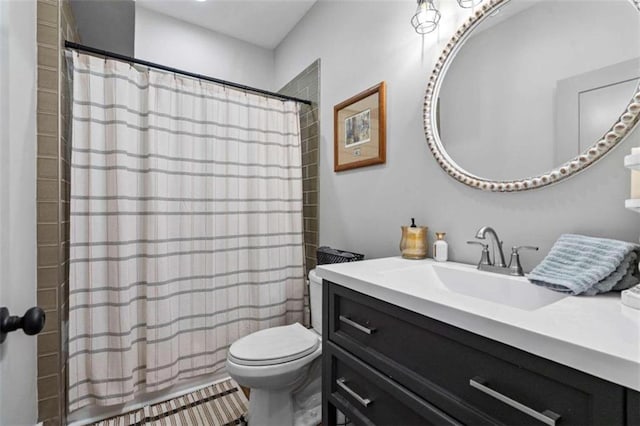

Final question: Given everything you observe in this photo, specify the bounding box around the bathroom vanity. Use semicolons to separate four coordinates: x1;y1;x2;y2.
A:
317;258;640;426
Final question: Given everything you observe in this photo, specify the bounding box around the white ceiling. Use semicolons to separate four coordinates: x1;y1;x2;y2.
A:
136;0;318;49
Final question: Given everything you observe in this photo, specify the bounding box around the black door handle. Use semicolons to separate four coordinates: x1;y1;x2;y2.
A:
0;306;46;344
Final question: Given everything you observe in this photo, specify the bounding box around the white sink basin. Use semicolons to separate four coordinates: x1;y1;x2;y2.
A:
381;263;567;311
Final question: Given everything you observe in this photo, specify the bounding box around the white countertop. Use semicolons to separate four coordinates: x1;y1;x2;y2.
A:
316;257;640;391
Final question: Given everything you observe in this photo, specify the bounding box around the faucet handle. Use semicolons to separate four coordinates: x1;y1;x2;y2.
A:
467;240;488;249
508;246;539;276
512;245;539;253
467;241;491;266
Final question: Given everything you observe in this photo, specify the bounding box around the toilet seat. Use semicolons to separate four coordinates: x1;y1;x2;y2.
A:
228;323;320;366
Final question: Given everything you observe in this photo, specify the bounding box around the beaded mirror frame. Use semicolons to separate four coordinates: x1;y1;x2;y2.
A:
423;0;640;192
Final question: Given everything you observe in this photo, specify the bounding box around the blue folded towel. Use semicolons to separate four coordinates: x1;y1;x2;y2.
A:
528;234;640;296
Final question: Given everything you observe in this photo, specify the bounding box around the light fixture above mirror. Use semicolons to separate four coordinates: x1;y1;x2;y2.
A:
457;0;484;8
411;0;441;34
411;0;485;35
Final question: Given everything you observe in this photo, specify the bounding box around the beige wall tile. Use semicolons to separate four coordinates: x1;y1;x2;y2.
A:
60;242;69;265
37;1;58;26
38;158;58;180
305;244;316;259
37;289;58;310
37;90;58;115
279;60;320;274
60;287;68;316
38;397;59;422
60;160;69;183
37;0;73;423
306;258;317;269
37;246;58;268
305;218;318;232
302;178;317;192
38;267;59;289
302;149;317;166
58;261;68;286
37;332;60;356
60;179;68;201
38;202;59;223
37;180;58;201
304;231;318;245
38;134;58;157
37;375;59;400
38;45;58;69
37;353;59;378
37;224;59;245
42;310;58;333
305;191;318;205
37;112;58;136
302;136;318;153
59;301;68;323
306;163;318;178
303;205;317;220
37;23;58;48
37;67;58;93
59;201;69;221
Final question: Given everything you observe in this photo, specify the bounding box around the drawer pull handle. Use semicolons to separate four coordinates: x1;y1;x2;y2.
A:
339;315;376;335
469;377;561;426
336;377;372;407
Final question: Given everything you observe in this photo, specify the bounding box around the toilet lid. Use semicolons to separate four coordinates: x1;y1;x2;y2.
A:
228;323;320;366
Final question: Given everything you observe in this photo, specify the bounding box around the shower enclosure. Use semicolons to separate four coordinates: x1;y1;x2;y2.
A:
64;45;311;422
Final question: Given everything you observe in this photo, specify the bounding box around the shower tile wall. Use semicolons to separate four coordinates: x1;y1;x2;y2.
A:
36;0;79;424
279;60;320;274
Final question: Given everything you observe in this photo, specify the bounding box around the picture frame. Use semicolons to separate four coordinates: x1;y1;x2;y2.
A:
334;82;386;172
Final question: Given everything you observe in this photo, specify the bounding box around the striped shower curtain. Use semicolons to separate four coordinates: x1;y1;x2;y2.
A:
68;53;305;411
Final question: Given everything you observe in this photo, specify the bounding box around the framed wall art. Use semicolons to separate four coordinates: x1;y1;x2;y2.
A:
334;82;386;172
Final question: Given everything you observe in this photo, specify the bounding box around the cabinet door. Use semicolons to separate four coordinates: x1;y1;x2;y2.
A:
324;342;462;426
629;390;640;426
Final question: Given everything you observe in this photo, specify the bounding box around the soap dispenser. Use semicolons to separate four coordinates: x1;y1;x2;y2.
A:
400;218;428;259
433;232;448;262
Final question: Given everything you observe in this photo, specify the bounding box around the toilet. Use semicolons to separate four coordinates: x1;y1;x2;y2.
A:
226;269;323;426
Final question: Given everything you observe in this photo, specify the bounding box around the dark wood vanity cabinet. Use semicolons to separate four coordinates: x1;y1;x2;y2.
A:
322;281;640;426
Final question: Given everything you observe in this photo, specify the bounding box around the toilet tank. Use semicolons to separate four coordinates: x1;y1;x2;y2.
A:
308;269;322;335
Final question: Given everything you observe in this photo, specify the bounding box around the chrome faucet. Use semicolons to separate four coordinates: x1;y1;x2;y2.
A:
474;226;506;267
467;226;539;276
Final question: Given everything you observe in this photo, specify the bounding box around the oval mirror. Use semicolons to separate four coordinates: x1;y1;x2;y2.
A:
424;0;640;191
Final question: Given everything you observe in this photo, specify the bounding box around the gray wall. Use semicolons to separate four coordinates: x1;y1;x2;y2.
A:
134;6;275;90
70;0;135;56
274;0;640;272
0;0;38;424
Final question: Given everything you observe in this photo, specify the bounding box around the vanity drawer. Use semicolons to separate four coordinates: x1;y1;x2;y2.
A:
324;341;461;426
327;282;626;425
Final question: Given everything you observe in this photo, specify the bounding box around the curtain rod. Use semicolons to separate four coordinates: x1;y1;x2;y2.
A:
64;41;313;106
